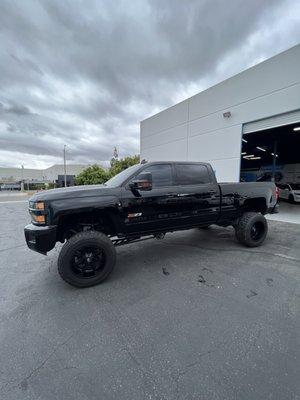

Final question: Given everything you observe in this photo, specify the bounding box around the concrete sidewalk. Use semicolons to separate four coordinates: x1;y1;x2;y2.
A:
267;200;300;224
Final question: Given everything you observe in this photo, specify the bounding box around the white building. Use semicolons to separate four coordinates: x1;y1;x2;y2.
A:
43;164;87;182
0;167;43;183
140;44;300;183
0;164;88;184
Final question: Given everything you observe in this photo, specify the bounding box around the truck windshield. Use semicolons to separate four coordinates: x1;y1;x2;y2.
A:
105;164;141;187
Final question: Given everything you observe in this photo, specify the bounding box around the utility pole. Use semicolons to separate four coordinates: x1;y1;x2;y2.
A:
63;145;67;187
21;165;24;192
272;140;277;182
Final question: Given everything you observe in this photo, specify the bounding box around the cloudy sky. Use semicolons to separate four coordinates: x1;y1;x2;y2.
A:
0;0;300;169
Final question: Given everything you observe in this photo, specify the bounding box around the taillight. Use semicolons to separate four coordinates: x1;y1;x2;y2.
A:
275;186;280;200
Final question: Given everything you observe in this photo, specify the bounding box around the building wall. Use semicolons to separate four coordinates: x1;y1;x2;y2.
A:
43;164;87;182
140;44;300;182
0;164;87;183
0;167;43;182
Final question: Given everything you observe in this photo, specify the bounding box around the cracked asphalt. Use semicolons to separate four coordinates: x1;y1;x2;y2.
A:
0;201;300;400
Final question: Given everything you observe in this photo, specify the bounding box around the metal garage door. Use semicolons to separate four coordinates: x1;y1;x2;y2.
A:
243;109;300;134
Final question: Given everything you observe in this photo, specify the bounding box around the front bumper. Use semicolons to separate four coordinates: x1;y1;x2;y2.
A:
24;224;57;255
294;195;300;203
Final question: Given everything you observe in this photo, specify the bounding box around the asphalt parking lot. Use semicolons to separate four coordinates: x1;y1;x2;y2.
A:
0;200;299;400
267;200;300;224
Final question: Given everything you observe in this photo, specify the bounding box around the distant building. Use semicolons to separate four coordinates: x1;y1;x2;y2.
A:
0;167;43;183
43;164;87;183
0;164;88;187
57;174;76;187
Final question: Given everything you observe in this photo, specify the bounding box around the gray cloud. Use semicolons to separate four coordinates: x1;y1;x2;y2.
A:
0;0;299;168
5;104;33;115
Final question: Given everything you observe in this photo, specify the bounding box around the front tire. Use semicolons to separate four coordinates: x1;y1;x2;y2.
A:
58;231;116;287
235;212;268;247
289;195;294;204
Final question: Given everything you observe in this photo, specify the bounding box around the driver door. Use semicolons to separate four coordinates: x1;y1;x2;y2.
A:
121;163;180;235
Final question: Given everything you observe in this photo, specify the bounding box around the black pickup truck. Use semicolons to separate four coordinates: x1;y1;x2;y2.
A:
25;161;278;287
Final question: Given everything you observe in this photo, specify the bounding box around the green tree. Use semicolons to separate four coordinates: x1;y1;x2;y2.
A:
109;155;140;177
75;155;140;186
46;182;57;190
75;164;109;185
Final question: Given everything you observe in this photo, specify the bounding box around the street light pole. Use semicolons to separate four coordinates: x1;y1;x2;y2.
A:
21;165;24;192
63;145;67;187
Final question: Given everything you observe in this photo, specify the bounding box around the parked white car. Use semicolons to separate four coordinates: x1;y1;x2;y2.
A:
277;183;300;203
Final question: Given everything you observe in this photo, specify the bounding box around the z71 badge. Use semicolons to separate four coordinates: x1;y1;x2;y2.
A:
128;213;142;218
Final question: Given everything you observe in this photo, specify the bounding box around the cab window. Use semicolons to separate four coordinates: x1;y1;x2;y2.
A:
175;164;210;185
134;164;173;188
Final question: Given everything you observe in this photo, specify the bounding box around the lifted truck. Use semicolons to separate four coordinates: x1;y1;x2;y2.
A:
25;161;279;287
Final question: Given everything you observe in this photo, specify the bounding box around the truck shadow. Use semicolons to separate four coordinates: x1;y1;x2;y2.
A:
110;226;237;282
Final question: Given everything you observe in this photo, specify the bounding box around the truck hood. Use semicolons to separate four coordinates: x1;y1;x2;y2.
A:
30;184;120;202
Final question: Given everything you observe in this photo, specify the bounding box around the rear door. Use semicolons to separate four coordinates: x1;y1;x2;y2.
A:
173;163;220;226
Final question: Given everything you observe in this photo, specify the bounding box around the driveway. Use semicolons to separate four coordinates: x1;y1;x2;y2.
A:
0;201;299;400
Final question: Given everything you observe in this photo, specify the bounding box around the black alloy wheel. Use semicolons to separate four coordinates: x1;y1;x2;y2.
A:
235;212;268;247
249;221;265;242
72;246;106;278
58;231;116;287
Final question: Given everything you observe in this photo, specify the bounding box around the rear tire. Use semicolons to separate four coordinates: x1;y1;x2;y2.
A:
235;212;268;247
58;231;116;288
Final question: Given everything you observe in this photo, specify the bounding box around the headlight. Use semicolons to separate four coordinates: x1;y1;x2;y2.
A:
29;201;45;210
29;201;47;225
36;202;45;210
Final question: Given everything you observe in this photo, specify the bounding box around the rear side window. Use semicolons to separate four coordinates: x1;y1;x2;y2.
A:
175;164;210;185
134;164;173;187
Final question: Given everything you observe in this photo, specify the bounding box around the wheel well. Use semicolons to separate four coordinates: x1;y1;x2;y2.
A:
56;210;118;242
242;198;267;214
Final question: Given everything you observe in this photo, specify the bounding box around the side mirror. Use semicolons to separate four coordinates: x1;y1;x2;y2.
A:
129;172;152;192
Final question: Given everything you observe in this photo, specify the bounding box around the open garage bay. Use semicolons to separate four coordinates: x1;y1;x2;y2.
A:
241;121;300;225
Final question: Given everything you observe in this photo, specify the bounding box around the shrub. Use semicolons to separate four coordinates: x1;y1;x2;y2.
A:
75;165;109;185
75;155;140;186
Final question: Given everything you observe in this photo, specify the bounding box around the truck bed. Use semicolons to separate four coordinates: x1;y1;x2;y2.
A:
219;181;276;202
